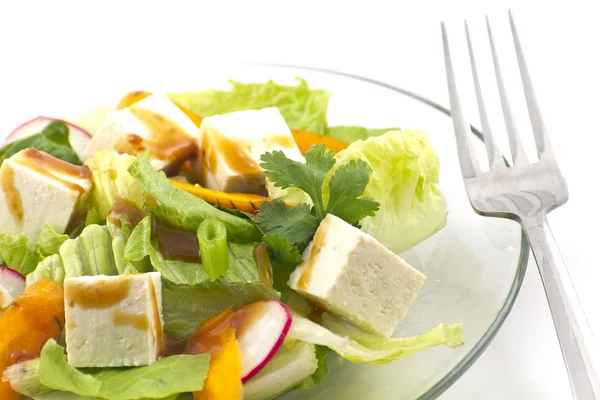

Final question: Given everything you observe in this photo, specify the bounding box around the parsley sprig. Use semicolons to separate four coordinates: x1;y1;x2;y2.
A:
255;144;379;262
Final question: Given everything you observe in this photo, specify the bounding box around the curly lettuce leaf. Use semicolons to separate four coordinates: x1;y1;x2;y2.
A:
37;339;209;400
325;126;397;143
36;225;69;258
0;233;39;275
169;78;331;135
331;130;447;253
287;313;463;364
84;150;144;219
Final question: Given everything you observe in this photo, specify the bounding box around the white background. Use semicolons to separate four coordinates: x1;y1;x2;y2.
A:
0;1;598;398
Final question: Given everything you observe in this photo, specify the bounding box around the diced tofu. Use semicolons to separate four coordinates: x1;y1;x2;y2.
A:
289;214;426;337
64;272;164;367
198;107;304;194
243;341;318;400
84;94;199;172
0;148;92;246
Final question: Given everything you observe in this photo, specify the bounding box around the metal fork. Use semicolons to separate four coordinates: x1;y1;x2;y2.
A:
442;11;600;399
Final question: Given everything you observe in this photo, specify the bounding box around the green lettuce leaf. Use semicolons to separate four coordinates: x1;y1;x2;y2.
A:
60;224;119;277
169;78;331;135
287;313;463;364
0;233;39;275
85;150;144;219
37;339;209;400
128;153;261;242
331;130;448;253
325;126;397;143
36;225;69;258
0;121;82;166
26;254;65;285
295;345;330;390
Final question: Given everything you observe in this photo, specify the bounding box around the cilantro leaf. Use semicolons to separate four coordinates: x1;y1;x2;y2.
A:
255;201;319;249
263;235;302;265
261;145;335;219
326;159;380;224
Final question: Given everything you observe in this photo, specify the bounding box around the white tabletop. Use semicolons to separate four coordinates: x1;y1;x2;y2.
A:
0;1;597;399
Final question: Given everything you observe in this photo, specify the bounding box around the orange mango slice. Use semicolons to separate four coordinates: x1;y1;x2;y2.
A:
186;308;243;400
169;178;295;213
0;279;65;400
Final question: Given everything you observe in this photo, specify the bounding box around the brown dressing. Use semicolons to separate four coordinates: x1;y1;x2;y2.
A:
152;219;202;263
66;277;132;309
108;199;149;228
253;242;273;287
123;107;198;164
185;302;268;356
296;225;328;290
263;134;296;149
1;164;23;224
112;310;149;331
207;130;261;175
10;149;92;230
148;277;165;352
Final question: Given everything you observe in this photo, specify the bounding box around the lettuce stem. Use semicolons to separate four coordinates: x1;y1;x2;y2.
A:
197;219;229;281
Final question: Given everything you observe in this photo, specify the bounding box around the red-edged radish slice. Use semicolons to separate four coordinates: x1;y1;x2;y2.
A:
186;300;292;387
0;266;25;309
4;116;92;160
237;301;292;383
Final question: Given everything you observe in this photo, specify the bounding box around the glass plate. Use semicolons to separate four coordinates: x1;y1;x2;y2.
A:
0;64;529;400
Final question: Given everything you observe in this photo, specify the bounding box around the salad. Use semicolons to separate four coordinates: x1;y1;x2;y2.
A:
0;78;462;400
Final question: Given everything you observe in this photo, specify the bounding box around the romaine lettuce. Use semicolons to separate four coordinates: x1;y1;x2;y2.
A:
128;153;261;243
331;130;448;253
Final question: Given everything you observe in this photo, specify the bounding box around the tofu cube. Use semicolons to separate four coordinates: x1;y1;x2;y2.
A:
198;107;304;194
84;94;199;172
0;148;92;246
64;272;164;367
289;214;426;337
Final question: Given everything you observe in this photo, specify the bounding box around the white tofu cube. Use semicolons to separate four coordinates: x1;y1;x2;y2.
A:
198;107;304;194
64;272;165;367
0;148;92;246
84;94;199;172
289;214;426;337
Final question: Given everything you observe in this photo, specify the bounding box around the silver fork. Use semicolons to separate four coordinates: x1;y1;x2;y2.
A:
442;11;600;399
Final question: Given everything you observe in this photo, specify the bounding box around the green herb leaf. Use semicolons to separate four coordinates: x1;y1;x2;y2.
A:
255;202;319;249
261;145;335;219
262;235;302;265
325;159;379;224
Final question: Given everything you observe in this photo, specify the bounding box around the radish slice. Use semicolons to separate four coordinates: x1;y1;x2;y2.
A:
0;266;25;309
237;301;292;383
4;116;92;160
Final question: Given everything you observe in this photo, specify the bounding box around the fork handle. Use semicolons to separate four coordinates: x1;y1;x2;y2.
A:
523;213;600;399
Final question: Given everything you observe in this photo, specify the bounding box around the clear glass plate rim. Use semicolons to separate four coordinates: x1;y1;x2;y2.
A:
248;62;530;399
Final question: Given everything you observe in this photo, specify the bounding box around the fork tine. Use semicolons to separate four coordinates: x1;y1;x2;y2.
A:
509;10;553;159
465;20;505;170
486;15;529;166
442;22;480;179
